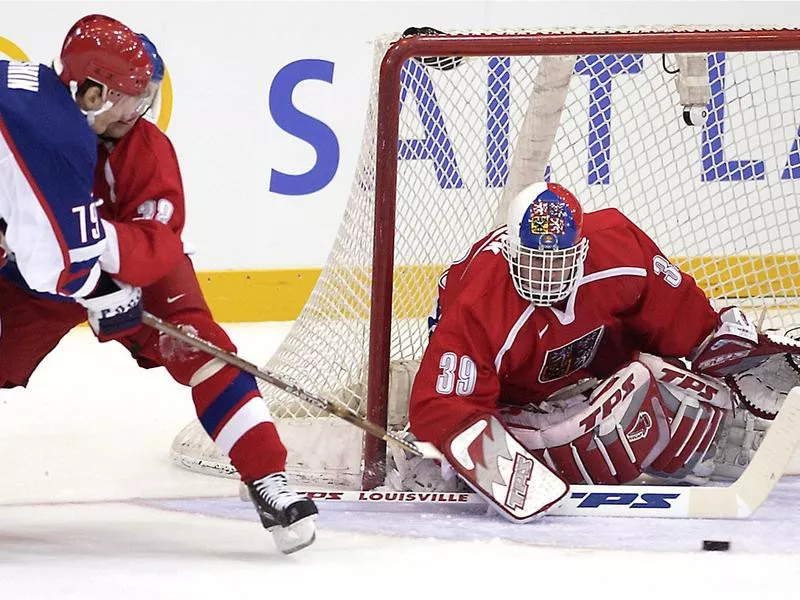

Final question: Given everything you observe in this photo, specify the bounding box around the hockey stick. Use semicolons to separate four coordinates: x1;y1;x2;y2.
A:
299;386;800;519
142;311;437;460
146;311;800;519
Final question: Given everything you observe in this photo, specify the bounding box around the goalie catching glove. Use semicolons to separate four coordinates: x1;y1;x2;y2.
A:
77;273;143;342
691;307;800;419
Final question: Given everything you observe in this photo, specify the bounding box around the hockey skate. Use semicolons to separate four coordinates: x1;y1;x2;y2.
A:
245;472;318;554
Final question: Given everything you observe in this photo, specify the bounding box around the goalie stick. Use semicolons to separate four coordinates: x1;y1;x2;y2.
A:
145;312;800;520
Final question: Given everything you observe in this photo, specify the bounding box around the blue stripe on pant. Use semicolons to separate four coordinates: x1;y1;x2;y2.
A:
199;371;259;436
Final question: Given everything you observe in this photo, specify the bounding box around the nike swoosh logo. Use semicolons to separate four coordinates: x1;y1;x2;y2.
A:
448;419;488;471
538;323;549;338
166;294;186;304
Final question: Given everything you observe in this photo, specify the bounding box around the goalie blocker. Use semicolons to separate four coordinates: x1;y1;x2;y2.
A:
440;414;569;522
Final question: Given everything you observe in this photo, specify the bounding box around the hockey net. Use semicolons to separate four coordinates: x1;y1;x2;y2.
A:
171;26;800;489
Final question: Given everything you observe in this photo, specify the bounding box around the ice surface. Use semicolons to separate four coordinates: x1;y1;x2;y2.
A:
1;324;798;600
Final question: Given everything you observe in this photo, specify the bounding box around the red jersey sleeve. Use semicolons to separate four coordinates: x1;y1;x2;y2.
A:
621;222;717;358
94;120;185;287
409;231;512;450
409;299;502;451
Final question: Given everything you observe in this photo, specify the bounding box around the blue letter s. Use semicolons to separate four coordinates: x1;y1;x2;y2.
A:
268;59;340;195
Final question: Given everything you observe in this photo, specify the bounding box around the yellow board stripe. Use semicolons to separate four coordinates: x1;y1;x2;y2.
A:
676;255;800;298
199;254;800;322
197;268;321;322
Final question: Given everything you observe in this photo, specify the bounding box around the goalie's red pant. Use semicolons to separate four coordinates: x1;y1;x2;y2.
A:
0;256;286;482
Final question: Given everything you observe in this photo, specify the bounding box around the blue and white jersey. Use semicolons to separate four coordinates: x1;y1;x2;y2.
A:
0;60;105;298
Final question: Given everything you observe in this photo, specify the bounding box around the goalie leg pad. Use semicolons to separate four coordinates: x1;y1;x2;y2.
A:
648;403;724;473
505;355;730;485
708;404;771;481
638;353;730;474
527;360;670;484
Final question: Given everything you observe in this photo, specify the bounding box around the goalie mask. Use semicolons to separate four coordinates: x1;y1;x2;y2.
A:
502;182;589;306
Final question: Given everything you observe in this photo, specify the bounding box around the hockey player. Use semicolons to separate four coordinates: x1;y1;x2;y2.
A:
404;181;800;520
0;14;151;341
0;34;317;554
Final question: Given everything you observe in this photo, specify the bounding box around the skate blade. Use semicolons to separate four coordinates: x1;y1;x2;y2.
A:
271;515;317;555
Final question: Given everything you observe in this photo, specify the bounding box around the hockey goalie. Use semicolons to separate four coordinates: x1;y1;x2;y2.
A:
390;181;800;521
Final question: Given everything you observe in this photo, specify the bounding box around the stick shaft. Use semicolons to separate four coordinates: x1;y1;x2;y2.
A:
142;311;423;457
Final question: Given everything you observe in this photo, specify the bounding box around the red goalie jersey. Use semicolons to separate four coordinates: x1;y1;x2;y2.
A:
409;208;719;450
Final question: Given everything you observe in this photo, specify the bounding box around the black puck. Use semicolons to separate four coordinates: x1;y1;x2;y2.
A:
702;540;730;551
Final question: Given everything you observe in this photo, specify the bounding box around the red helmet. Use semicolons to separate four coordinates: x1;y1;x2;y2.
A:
58;14;152;97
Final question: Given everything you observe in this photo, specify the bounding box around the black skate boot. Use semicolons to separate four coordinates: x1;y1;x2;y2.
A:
246;472;318;554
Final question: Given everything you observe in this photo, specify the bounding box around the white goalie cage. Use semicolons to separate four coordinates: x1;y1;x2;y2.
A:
171;26;800;489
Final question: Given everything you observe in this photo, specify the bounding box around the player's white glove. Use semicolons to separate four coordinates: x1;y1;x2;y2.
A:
77;274;143;342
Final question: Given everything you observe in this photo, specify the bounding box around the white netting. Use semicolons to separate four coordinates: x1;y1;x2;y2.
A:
171;26;800;486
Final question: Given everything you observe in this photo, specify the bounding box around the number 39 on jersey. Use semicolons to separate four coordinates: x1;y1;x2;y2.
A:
435;352;477;396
